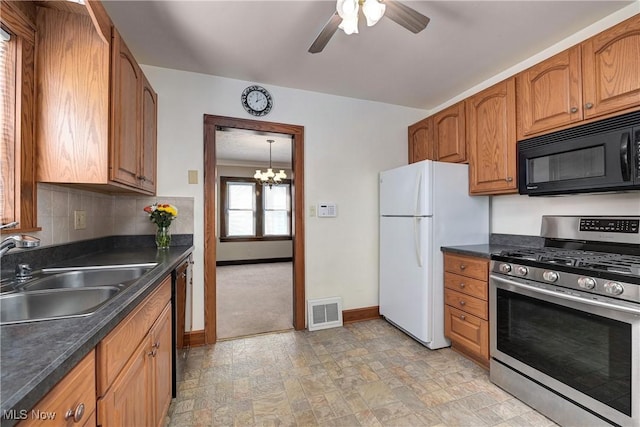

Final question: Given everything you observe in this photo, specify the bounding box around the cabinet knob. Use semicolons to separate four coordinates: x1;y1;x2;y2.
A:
137;175;147;181
460;315;466;320
459;283;465;288
570;107;578;113
459;300;466;306
65;403;85;423
459;264;466;271
148;348;158;357
585;102;594;109
505;177;513;182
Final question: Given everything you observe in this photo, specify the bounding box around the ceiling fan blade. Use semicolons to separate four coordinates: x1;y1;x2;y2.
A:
383;0;430;34
308;12;342;54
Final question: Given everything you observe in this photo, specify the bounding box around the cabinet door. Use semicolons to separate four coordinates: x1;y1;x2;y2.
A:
408;117;434;163
433;102;466;163
467;78;518;195
140;73;157;193
516;46;582;139
110;29;141;188
97;339;152;427
582;14;640;119
151;304;173;427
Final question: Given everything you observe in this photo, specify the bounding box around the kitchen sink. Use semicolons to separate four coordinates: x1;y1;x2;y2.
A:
20;265;156;291
0;263;158;325
0;287;121;325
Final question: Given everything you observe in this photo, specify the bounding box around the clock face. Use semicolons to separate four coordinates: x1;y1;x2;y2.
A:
241;85;273;116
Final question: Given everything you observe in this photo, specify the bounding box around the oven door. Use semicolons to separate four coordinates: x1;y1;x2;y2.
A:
517;127;638;195
490;274;640;427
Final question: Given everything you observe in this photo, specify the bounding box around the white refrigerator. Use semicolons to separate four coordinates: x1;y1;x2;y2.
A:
379;160;489;349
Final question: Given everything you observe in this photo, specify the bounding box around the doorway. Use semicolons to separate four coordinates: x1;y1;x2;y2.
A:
203;115;305;344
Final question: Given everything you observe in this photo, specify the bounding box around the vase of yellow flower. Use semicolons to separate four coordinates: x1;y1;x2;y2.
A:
144;203;178;249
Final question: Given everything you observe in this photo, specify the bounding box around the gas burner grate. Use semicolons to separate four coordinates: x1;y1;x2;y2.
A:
498;249;640;277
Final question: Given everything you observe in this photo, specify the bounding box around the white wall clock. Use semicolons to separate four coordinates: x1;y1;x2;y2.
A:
241;85;273;116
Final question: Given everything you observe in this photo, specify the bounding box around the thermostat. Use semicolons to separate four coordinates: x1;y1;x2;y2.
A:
318;203;337;218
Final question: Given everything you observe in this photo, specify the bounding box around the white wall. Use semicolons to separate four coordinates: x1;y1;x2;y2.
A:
491;193;640;235
142;65;428;330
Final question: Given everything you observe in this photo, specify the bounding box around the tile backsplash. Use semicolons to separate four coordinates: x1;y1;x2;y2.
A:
32;184;194;247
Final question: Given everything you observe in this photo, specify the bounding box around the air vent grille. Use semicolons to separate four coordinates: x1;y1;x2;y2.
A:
307;297;343;331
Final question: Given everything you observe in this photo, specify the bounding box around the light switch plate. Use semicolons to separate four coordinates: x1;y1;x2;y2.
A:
74;210;86;230
188;170;198;184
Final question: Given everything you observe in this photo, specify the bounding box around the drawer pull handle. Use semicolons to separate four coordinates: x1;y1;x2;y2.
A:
459;283;465;288
152;341;160;349
459;300;466;306
459;264;466;270
65;403;85;423
570;107;578;113
585;102;594;109
460;315;466;320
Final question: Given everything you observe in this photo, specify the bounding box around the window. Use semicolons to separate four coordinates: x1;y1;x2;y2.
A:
0;3;37;232
220;177;291;241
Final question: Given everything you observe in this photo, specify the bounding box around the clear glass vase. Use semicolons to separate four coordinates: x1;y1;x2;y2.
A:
155;226;171;249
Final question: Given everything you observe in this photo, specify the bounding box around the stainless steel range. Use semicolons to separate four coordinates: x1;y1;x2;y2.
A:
489;216;640;427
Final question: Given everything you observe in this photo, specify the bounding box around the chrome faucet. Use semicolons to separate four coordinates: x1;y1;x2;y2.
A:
0;222;40;256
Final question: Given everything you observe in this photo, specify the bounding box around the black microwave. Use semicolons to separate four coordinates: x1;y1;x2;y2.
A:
518;111;640;196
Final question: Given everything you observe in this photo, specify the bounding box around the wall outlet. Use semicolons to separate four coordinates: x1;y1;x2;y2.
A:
74;210;86;230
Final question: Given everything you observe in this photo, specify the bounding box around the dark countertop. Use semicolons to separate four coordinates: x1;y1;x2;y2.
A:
441;234;545;259
440;244;524;259
0;245;194;425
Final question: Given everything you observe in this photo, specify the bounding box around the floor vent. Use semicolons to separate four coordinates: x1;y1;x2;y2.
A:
307;297;343;331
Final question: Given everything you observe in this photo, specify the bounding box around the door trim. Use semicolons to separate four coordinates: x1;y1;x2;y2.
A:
203;115;305;344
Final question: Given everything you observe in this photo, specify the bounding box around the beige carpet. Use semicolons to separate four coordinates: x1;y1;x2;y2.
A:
216;262;293;339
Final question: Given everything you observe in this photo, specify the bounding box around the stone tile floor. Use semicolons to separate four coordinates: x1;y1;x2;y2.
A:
167;319;558;426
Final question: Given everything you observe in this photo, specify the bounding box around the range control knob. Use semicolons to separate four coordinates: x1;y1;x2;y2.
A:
577;277;597;290
499;263;512;274
542;271;559;282
604;282;624;296
516;266;528;276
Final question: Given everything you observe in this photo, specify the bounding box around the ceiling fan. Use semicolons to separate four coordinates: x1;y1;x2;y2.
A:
308;0;430;54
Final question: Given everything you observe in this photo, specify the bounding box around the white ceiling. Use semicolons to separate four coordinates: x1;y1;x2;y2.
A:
216;129;293;166
101;0;634;110
100;1;634;164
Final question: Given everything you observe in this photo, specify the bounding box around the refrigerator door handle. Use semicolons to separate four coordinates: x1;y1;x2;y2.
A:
414;217;423;267
414;170;422;216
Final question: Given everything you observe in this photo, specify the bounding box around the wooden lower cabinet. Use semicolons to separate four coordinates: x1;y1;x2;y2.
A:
97;276;172;426
18;350;96;427
443;253;490;368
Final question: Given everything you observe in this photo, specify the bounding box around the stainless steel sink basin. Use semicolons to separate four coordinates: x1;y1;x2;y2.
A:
0;263;158;325
21;266;155;291
0;287;120;325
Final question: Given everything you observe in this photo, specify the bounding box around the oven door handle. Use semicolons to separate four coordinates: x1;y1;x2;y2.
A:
491;275;640;316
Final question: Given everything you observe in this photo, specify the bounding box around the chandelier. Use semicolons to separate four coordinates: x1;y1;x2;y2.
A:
254;139;287;188
337;0;386;35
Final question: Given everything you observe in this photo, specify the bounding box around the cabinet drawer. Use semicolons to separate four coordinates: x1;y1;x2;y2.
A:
97;275;171;396
19;350;96;427
444;253;488;280
445;289;488;320
444;305;489;361
444;272;487;300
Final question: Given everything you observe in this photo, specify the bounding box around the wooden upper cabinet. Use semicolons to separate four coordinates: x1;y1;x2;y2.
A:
408;117;434;163
582;13;640;119
35;2;156;195
516;46;582;139
36;4;110;184
111;30;142;188
467;78;517;195
140;74;158;193
517;14;640;139
434;102;466;163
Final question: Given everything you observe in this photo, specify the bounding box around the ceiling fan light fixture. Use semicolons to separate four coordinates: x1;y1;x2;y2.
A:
337;0;360;34
362;0;385;26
